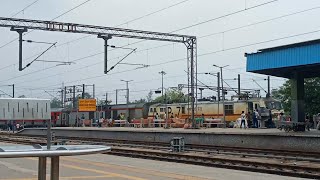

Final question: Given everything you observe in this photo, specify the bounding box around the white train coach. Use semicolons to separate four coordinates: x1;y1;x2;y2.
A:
0;98;51;129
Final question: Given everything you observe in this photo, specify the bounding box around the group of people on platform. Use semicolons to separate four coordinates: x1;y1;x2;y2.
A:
237;109;263;129
4;121;23;133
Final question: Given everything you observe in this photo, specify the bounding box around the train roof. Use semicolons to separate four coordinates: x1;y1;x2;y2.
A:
0;98;50;101
107;102;155;109
51;108;64;112
148;97;281;107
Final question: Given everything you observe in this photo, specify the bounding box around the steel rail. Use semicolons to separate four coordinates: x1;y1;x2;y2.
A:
1;134;320;179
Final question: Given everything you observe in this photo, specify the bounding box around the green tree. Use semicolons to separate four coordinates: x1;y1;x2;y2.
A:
153;89;188;103
50;97;62;108
272;77;320;115
132;98;147;104
76;92;92;99
146;91;153;102
97;99;112;106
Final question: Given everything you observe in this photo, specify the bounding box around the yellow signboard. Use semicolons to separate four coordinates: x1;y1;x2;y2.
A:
78;99;96;111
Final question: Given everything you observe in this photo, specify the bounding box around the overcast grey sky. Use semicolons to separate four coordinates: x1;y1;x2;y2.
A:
0;0;319;103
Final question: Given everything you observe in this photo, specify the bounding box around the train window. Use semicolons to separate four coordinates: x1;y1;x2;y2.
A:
18;103;19;112
182;107;185;114
3;108;5;118
153;108;156;112
255;104;258;110
27;103;29;112
7;103;9;112
13;108;15;118
46;103;48;112
160;108;166;112
224;105;234;115
37;103;39;112
150;108;153;112
32;108;34;118
23;108;25;118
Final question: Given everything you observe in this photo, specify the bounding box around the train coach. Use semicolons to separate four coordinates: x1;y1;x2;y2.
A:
0;98;51;129
52;97;282;127
148;97;283;126
54;103;153;126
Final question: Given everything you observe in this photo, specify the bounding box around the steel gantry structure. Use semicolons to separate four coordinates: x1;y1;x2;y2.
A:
0;17;198;126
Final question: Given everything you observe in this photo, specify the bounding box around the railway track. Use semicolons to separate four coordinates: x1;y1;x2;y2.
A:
0;133;319;179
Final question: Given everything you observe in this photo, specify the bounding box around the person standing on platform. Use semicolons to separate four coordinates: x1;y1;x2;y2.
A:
99;116;104;127
200;114;205;127
240;111;246;129
247;111;252;128
12;121;16;133
253;110;258;128
255;109;261;128
120;113;125;120
81;114;85;127
155;113;159;127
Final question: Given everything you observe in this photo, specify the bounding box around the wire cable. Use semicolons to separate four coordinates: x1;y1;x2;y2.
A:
9;26;320;88
9;0;40;18
0;0;92;49
36;27;320;89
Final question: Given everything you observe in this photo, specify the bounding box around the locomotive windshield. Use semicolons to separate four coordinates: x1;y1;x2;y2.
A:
265;101;282;110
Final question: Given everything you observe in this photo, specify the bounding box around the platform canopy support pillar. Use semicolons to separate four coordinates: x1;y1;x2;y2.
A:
291;72;305;131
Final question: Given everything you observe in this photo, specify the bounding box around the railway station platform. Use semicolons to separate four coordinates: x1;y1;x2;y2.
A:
0;142;302;180
19;127;320;153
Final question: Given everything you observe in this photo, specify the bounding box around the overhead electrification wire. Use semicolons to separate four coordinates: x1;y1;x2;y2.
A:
8;0;191;64
9;0;40;18
0;0;315;90
24;27;320;90
0;0;284;83
0;0;191;76
12;4;320;75
171;0;278;33
0;21;317;86
0;0;92;49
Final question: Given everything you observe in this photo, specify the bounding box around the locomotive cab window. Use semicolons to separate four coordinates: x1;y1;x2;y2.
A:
224;104;234;115
150;108;153;112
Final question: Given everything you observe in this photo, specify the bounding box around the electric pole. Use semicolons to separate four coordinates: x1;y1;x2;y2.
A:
159;71;166;100
116;89;118;105
121;80;133;121
217;72;220;101
82;84;85;99
8;84;14;98
199;88;204;99
238;74;241;98
213;64;229;128
267;76;270;98
217;72;220;118
72;86;76;109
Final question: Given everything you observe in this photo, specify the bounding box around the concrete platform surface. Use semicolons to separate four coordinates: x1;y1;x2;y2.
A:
0;143;307;180
52;127;320;137
20;127;320;153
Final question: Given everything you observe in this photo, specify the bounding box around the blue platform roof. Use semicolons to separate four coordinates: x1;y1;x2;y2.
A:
246;39;320;78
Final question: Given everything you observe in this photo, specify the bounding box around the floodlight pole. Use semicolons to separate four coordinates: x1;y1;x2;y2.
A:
10;27;27;71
